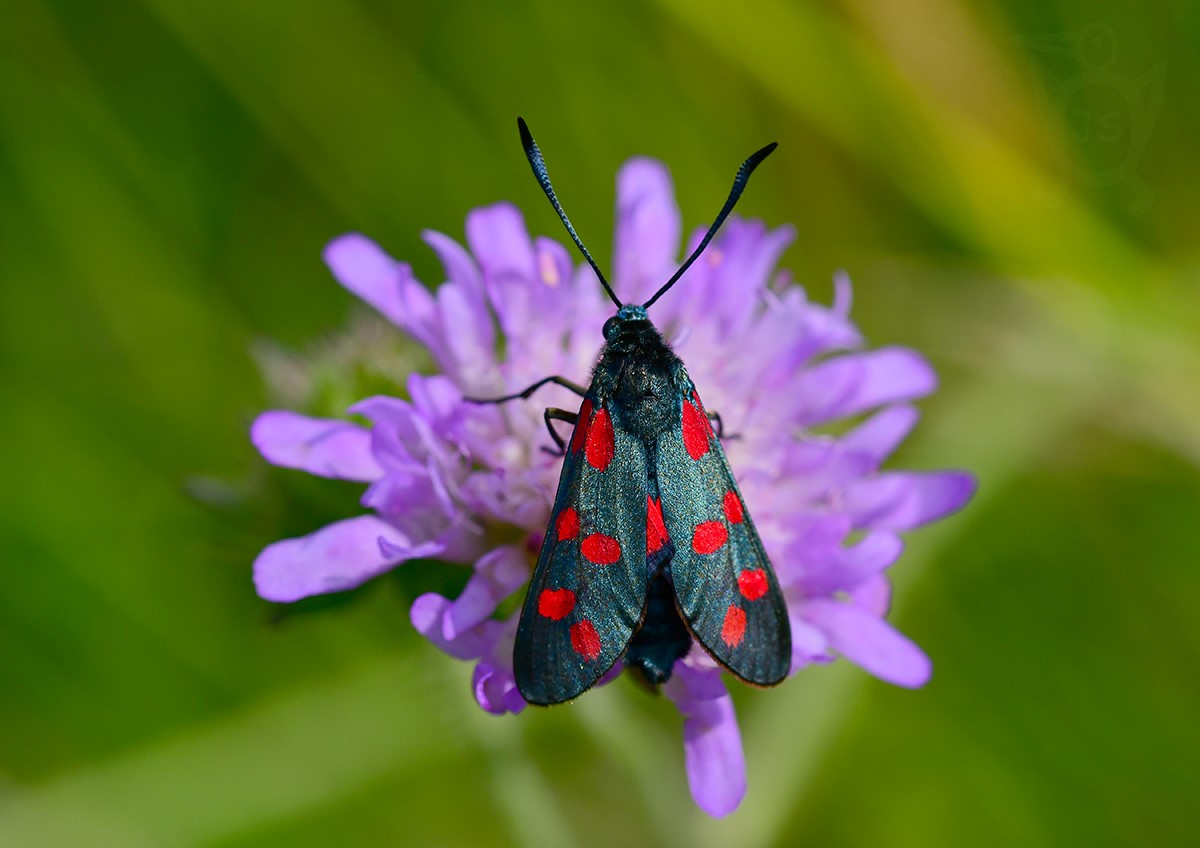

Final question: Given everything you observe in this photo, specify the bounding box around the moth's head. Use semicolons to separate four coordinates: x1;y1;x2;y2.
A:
602;304;657;350
603;304;649;341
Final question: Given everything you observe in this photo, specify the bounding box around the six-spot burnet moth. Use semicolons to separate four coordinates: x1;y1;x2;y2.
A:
470;118;791;705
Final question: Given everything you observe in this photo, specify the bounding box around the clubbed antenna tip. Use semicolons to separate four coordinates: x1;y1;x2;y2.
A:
642;141;778;310
517;117;622;309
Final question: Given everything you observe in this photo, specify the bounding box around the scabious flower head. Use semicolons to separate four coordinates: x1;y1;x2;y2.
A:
251;156;975;817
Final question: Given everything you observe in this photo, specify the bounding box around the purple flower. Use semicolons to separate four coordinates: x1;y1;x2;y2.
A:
251;156;975;817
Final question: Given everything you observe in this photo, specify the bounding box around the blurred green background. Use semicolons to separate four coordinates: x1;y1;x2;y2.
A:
2;0;1198;845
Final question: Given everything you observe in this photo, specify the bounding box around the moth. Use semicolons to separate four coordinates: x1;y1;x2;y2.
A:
472;118;791;705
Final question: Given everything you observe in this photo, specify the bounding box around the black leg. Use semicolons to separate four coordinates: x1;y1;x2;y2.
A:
465;375;587;405
541;408;579;456
707;410;740;441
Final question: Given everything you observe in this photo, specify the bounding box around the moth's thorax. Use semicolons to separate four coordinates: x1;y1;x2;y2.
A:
594;307;687;440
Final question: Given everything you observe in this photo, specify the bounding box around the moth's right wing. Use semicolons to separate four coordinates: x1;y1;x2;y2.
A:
513;394;649;705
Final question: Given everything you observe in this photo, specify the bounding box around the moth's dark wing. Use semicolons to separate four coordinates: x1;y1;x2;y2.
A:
656;387;791;686
514;394;649;705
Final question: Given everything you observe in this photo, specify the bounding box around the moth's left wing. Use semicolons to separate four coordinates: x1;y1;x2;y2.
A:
656;386;791;685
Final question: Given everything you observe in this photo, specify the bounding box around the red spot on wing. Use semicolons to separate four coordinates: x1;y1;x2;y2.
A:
646;496;669;555
692;520;728;555
723;490;744;524
554;508;578;539
538;588;576;620
570;399;593;454
555;507;579;541
570;620;602;660
682;399;711;459
737;569;769;601
582;533;621;565
721;605;747;648
586;407;615;471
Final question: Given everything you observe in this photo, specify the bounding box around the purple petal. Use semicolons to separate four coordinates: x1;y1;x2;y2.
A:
702;219;796;339
436;281;499;392
358;467;483;565
788;610;834;673
359;466;443;518
324;234;410;322
594;660;626;689
350;392;462;478
534;236;571;286
442;546;529;640
323;235;447;361
851;574;893;617
473;661;526;715
421;229;484;298
803;599;931;688
531;236;577;326
486;278;536;361
840;533;904;586
254;516;442;602
251;411;382;481
843;471;977;530
350;396;426;469
614;157;681;305
406;375;497;467
466;203;536;282
791;531;904;596
741;286;861;392
472;613;526;714
777;439;875;502
465;206;540;352
781;270;864;361
410;593;504;660
408;373;465;423
664;659;747;818
770;512;851;587
832;269;853;318
840;405;920;466
791;348;937;426
460;466;555;530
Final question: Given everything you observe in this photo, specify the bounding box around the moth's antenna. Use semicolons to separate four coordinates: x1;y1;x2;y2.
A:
642;142;777;310
518;117;622;309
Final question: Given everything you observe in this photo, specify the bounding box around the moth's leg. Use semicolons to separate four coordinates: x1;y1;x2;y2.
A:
706;410;741;441
541;408;579;457
465;375;587;405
